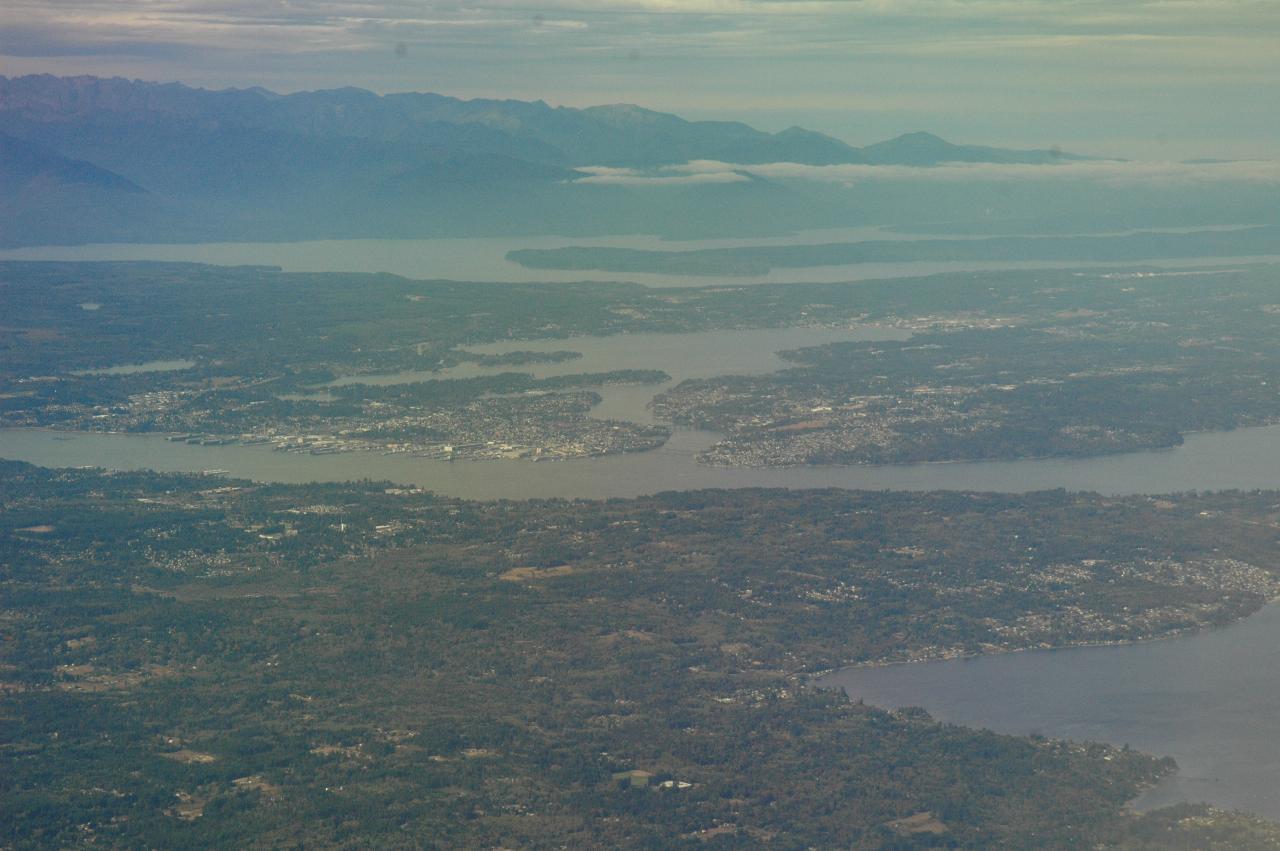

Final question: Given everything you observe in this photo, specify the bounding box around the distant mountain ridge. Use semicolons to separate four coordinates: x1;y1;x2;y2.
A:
0;74;1084;171
859;131;1082;166
0;131;163;246
20;74;1267;249
0;132;142;195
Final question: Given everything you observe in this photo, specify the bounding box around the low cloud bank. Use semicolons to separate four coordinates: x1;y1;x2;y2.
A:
575;166;753;186
574;158;1280;188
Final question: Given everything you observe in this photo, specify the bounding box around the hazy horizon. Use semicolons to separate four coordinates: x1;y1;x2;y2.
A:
3;1;1278;160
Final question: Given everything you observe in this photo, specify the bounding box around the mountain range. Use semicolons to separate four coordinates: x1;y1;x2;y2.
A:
3;74;1264;247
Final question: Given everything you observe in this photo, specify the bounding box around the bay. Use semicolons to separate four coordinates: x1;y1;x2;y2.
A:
818;605;1280;819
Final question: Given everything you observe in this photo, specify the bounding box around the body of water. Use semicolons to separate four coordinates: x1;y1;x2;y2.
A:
71;359;196;376
5;422;1280;501
818;604;1280;820
328;325;911;424
12;320;1280;500
2;232;1274;288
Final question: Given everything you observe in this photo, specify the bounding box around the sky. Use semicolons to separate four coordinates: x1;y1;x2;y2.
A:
2;1;1278;159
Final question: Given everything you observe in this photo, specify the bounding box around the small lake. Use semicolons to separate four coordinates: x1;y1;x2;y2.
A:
818;604;1280;820
3;232;1275;288
70;359;196;376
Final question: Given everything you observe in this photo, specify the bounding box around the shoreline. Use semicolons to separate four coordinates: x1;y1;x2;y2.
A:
813;592;1280;678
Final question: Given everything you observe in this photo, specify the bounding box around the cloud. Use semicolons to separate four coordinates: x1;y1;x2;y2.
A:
575;165;752;185
587;158;1280;187
7;0;1278;59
